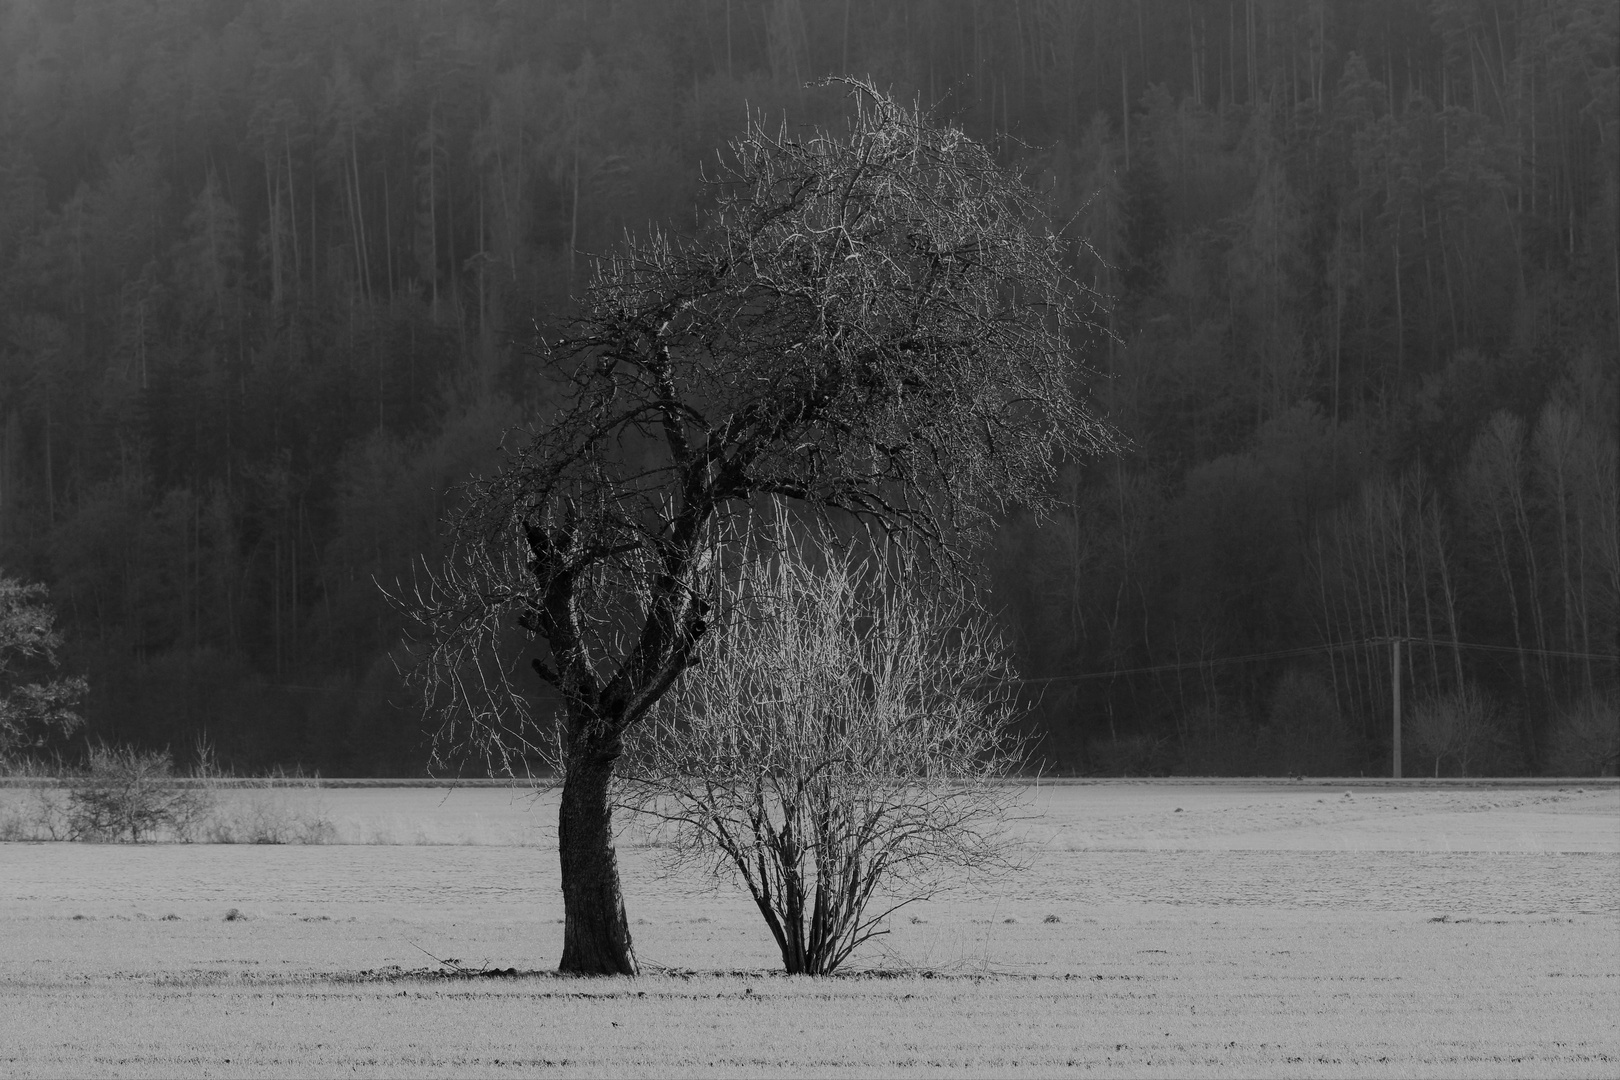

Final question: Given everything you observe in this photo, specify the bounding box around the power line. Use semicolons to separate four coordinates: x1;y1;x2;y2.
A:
252;638;1620;693
1015;640;1371;685
1440;640;1620;663
1019;636;1619;686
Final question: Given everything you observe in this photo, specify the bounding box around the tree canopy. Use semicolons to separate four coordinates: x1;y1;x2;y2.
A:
0;574;85;756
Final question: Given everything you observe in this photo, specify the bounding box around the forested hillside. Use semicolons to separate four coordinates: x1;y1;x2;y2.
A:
0;0;1614;776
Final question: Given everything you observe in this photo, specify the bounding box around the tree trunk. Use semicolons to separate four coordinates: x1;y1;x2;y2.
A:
557;735;637;975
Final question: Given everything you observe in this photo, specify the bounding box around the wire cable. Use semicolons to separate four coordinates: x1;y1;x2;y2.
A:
1019;636;1619;686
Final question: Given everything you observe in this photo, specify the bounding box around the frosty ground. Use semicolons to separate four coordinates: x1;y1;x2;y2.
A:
1;781;1615;1078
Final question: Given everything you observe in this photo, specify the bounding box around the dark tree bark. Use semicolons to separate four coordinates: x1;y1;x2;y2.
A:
556;731;636;975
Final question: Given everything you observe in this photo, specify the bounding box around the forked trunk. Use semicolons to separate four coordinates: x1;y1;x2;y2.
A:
557;743;637;975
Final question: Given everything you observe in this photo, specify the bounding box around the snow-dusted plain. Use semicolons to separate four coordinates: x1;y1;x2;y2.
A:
2;781;1615;1077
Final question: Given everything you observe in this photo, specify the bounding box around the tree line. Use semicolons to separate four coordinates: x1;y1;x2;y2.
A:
0;0;1614;776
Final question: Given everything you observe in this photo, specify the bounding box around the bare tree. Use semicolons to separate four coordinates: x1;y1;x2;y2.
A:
398;80;1112;974
623;528;1021;975
0;574;86;758
1404;683;1509;778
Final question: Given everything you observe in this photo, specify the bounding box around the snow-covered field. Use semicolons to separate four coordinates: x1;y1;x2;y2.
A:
2;781;1616;1077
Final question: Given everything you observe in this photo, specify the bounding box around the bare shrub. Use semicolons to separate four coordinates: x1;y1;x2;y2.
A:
203;787;336;844
0;795;27;841
0;785;69;841
187;738;335;843
1545;694;1620;776
65;745;214;842
0;756;71;840
1404;684;1511;778
5;744;338;843
623;533;1022;975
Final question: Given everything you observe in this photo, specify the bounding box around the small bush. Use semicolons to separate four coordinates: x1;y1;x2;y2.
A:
65;745;214;842
1545;695;1620;777
1405;684;1513;778
203;789;336;844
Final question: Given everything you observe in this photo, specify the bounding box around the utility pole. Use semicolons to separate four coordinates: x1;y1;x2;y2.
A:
1391;637;1403;779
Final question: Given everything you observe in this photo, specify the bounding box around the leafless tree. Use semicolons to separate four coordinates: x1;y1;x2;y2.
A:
398;79;1112;974
1405;682;1509;778
622;528;1022;975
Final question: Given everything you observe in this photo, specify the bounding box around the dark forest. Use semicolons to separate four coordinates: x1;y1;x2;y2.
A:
0;0;1614;777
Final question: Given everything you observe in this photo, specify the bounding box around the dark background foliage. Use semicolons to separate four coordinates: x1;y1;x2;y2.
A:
0;0;1613;776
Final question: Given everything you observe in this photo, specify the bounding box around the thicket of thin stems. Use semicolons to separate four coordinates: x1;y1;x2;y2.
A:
622;530;1021;975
